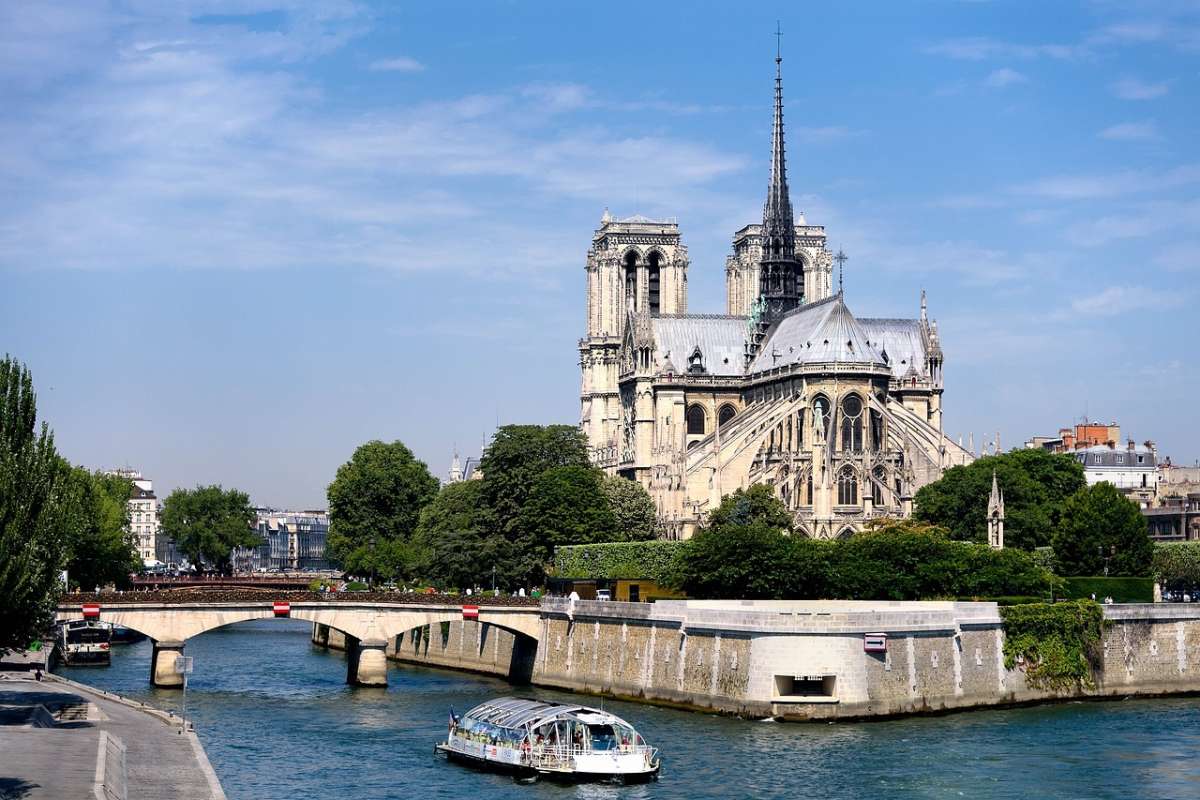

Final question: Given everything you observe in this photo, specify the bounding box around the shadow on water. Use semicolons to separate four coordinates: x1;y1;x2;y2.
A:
0;777;39;800
58;619;1200;800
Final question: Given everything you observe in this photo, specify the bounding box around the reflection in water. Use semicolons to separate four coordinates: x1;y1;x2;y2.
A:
60;619;1200;800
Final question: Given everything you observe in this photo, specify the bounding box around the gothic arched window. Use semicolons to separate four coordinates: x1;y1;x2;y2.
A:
718;404;736;428
840;394;864;452
872;466;885;505
686;404;706;436
812;395;830;440
837;466;858;506
623;250;639;314
647;251;662;314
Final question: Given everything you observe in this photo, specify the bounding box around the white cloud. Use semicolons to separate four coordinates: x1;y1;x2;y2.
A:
368;56;425;73
1111;77;1169;100
984;67;1027;88
0;11;748;280
1068;285;1183;315
1093;21;1169;44
1013;164;1200;200
1098;121;1161;141
923;37;1084;61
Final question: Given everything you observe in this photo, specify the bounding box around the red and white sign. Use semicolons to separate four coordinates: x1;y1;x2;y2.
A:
864;633;888;653
462;605;479;620
81;603;100;619
273;601;291;617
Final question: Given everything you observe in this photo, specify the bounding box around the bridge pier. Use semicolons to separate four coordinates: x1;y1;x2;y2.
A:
346;637;388;687
150;640;186;688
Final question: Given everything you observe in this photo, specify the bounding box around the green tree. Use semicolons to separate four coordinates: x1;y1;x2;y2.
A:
415;480;505;589
601;475;658;541
0;356;68;651
1051;482;1153;577
59;466;140;590
326;440;439;583
671;515;1054;601
515;466;617;583
160;485;259;575
706;484;793;532
479;425;590;538
674;522;796;599
915;450;1086;549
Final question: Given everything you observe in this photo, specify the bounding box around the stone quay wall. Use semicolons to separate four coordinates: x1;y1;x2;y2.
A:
314;600;1200;721
534;599;1200;720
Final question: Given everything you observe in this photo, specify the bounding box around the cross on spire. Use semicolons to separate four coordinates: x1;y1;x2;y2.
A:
834;249;848;295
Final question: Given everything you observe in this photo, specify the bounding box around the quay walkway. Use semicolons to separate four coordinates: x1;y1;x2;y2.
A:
0;673;225;800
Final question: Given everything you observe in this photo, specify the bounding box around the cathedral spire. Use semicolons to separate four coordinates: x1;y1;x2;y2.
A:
763;27;793;253
757;25;802;322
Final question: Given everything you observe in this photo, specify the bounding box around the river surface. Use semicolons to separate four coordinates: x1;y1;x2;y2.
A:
59;619;1200;800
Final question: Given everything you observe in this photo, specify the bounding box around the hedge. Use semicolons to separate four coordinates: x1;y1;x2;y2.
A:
1153;542;1200;584
1059;576;1154;603
553;541;682;582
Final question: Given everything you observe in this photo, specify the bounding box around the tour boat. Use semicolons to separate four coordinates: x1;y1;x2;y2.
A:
55;619;112;666
436;697;661;783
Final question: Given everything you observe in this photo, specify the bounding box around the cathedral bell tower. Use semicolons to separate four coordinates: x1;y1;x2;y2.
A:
580;211;689;460
758;44;803;321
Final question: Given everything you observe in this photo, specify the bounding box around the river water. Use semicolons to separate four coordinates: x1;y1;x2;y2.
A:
59;619;1200;800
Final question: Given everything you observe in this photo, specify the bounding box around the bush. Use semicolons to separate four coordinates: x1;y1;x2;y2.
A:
344;580;369;592
1153;542;1200;585
671;522;1055;601
1060;576;1153;603
1000;600;1106;691
553;541;682;582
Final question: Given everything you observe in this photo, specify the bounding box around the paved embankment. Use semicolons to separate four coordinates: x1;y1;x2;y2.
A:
0;674;225;800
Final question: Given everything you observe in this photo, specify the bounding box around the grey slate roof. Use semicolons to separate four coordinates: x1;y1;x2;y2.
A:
858;317;929;379
750;294;888;373
652;314;747;376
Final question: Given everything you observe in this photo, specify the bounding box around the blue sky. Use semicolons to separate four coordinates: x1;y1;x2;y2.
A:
2;0;1197;508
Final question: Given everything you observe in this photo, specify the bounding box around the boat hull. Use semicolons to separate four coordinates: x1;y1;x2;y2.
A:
438;744;659;784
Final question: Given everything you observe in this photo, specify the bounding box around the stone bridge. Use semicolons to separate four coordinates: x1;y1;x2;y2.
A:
56;595;542;688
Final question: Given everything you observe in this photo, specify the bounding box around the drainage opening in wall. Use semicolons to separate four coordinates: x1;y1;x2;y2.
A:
774;674;837;703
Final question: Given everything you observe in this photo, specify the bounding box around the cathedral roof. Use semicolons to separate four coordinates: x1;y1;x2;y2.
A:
750;294;889;373
859;317;930;380
651;315;747;377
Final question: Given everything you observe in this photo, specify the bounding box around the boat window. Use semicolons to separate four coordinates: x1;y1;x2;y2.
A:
588;724;618;751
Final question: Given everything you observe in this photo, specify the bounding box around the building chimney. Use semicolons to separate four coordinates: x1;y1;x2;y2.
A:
1128;439;1136;451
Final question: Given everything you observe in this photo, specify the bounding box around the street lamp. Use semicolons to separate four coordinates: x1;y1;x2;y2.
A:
369;535;377;590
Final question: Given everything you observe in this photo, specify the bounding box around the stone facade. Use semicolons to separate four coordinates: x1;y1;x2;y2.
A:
578;56;970;539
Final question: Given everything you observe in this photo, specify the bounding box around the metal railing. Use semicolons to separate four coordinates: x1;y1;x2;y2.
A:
529;743;658;770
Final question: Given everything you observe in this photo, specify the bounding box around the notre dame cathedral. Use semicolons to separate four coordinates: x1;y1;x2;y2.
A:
578;51;972;539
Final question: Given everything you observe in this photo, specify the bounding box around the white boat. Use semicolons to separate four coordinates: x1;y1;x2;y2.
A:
56;620;112;666
437;697;661;783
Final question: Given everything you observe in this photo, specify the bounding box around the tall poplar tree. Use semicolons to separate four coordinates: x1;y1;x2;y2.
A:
0;356;68;651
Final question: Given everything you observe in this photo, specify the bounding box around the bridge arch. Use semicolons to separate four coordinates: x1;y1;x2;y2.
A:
388;614;540;684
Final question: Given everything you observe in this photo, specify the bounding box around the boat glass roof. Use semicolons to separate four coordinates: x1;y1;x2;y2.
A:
462;697;628;731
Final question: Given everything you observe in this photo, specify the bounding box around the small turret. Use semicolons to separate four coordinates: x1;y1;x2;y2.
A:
987;470;1005;549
